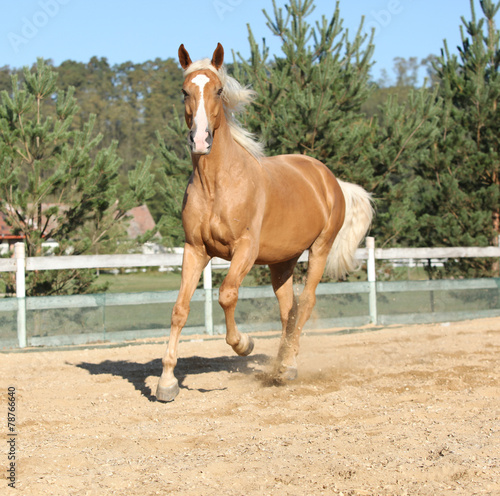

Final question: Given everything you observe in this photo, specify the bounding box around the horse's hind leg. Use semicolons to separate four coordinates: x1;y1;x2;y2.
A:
275;247;330;381
269;259;299;379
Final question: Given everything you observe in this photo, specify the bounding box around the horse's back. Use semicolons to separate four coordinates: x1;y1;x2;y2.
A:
262;153;340;197
255;154;345;264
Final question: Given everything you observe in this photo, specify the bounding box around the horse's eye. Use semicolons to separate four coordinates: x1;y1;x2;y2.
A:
182;89;188;100
217;87;223;96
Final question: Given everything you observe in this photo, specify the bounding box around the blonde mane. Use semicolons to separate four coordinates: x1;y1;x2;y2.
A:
183;58;265;160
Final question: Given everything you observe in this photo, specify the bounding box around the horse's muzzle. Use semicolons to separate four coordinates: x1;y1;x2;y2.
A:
189;128;213;155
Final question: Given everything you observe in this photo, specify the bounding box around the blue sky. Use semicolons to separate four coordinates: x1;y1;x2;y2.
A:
1;0;497;83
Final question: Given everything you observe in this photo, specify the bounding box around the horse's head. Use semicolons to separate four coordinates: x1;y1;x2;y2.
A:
178;43;225;155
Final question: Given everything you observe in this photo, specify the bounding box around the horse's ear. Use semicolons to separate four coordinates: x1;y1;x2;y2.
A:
211;43;224;70
178;44;192;70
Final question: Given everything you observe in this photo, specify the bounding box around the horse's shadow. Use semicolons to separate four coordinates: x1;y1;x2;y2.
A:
74;353;269;402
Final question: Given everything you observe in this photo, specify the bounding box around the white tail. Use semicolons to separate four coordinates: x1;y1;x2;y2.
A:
325;179;374;280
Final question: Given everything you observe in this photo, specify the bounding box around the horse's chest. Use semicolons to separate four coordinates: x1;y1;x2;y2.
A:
202;212;238;255
184;186;252;259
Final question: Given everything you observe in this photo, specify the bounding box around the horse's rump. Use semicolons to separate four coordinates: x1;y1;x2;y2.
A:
326;180;374;279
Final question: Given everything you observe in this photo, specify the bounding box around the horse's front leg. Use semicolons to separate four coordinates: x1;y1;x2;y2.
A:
219;241;257;356
156;243;210;402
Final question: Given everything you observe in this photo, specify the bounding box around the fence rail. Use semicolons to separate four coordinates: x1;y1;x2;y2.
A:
1;238;500;348
374;246;500;260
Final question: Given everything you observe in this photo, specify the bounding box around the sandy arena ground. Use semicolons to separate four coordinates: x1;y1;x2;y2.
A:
1;318;499;495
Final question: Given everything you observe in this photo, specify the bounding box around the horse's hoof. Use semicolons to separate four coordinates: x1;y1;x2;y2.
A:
233;334;254;357
278;366;298;381
156;380;180;402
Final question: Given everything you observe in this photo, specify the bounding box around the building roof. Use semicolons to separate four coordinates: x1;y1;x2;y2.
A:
0;211;24;240
0;204;156;241
126;205;157;239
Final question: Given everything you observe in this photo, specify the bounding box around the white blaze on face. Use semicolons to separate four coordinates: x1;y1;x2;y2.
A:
191;74;210;153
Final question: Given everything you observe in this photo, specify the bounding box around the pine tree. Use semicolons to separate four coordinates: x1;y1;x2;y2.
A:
232;0;376;186
55;56;185;213
0;59;156;296
411;0;500;276
154;107;191;247
367;87;443;249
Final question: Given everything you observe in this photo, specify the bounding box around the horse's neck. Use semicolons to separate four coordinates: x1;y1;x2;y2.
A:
191;122;248;195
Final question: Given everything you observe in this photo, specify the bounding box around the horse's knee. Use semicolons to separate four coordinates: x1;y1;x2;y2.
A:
219;284;238;311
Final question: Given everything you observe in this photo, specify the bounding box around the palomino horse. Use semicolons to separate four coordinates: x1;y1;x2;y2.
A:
156;43;373;402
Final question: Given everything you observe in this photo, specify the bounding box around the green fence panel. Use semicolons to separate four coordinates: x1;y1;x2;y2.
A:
1;278;500;349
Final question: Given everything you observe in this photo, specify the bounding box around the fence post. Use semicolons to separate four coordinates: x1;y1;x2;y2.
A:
203;260;214;335
15;242;27;348
366;236;378;325
498;235;500;277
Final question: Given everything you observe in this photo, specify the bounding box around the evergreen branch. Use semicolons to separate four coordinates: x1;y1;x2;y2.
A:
17;113;33;165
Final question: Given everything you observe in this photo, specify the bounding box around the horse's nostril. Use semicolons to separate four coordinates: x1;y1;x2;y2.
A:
188;131;195;144
206;130;213;147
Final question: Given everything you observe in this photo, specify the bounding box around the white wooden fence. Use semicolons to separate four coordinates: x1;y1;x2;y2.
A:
1;237;499;348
